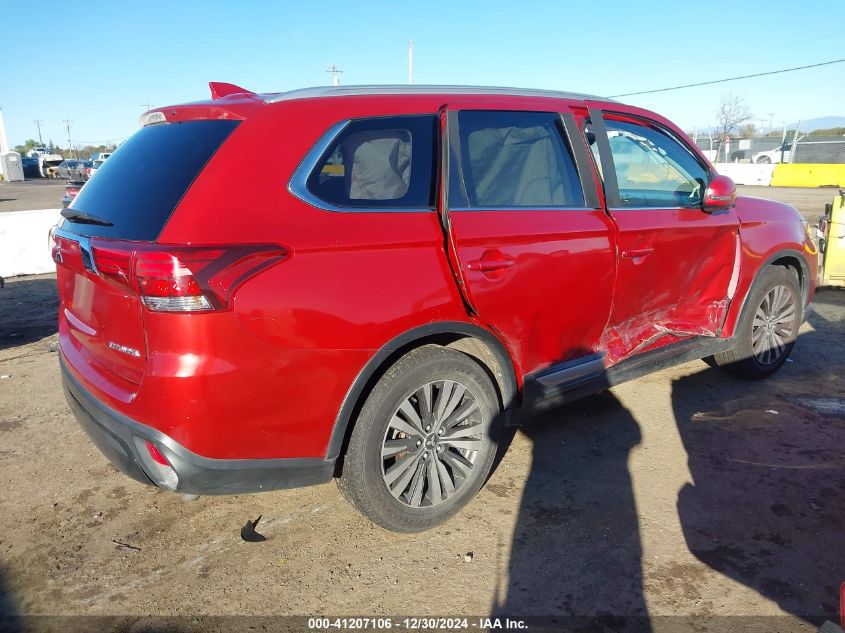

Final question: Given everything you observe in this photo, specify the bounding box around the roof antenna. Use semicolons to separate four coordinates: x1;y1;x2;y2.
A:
326;64;343;87
408;40;413;85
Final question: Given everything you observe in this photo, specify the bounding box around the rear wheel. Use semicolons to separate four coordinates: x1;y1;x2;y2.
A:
337;345;500;532
756;156;772;164
711;266;801;379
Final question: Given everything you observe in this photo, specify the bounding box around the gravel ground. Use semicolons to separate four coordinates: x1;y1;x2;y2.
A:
0;180;66;213
0;189;843;632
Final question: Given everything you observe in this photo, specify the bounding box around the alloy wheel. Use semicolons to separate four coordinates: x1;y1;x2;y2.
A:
751;284;796;365
380;380;484;508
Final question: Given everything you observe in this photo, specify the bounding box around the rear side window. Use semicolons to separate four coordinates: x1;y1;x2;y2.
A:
66;120;239;240
306;116;436;209
449;111;586;209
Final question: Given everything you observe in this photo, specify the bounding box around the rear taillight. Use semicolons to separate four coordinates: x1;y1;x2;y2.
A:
89;241;287;312
66;186;80;197
49;225;61;263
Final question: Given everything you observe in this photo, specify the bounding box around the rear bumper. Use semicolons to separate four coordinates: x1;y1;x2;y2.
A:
61;356;335;495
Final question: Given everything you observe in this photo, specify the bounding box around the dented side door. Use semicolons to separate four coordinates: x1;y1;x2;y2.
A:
586;107;740;364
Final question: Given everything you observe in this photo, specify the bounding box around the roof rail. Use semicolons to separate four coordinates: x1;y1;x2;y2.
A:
264;84;614;104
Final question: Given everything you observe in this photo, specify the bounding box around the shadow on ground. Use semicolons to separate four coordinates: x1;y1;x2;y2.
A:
0;275;58;351
493;289;845;629
495;392;649;631
0;567;21;633
674;289;845;625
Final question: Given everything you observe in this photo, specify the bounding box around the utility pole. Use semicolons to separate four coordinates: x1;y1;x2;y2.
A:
326;64;343;87
768;112;774;135
63;119;74;159
140;101;154;111
33;120;44;145
408;40;414;85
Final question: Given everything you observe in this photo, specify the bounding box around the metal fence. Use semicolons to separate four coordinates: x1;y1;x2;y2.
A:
692;135;845;164
792;140;845;164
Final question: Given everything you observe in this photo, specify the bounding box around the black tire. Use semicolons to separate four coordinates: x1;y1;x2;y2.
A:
337;345;500;532
711;266;802;379
756;156;772;164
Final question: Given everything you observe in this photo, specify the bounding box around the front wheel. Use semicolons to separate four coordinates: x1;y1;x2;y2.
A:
337;345;500;532
711;266;802;379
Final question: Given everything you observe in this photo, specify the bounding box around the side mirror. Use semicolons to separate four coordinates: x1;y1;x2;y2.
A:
703;175;736;212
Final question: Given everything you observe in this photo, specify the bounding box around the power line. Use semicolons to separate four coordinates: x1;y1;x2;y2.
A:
63;119;74;159
326;64;343;86
582;29;845;90
607;58;845;98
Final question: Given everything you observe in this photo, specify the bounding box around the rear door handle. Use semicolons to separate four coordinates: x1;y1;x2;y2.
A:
622;248;654;259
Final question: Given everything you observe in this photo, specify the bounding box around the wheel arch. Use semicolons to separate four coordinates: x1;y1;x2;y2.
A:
725;248;810;337
326;322;519;466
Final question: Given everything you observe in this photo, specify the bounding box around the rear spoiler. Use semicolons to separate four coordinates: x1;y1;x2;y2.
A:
209;82;255;100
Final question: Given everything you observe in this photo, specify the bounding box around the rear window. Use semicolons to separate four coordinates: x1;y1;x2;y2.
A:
65;120;238;240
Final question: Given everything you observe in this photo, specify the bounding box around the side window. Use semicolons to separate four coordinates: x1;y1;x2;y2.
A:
449;111;586;209
306;115;436;209
604;119;708;209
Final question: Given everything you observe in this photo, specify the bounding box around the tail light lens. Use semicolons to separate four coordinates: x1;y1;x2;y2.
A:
49;225;61;263
66;186;80;197
89;241;287;312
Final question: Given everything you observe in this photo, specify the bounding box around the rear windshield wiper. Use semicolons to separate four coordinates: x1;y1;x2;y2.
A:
60;208;114;226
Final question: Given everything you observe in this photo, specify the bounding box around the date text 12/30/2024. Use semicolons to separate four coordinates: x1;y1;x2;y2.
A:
307;617;528;630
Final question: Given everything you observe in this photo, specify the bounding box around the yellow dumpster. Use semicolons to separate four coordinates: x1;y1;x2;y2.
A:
818;189;845;287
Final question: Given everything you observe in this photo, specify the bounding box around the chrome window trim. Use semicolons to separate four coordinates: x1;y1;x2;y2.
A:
287;118;435;214
53;225;99;274
608;206;703;212
449;206;593;212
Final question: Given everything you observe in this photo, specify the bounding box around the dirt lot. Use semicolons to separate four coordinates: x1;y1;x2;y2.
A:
0;189;843;632
0;180;66;213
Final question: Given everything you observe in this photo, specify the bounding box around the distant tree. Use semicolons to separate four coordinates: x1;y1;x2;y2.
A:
808;127;845;136
13;139;40;155
715;93;753;140
738;123;757;139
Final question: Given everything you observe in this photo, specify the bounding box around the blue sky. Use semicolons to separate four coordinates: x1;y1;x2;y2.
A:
3;1;843;147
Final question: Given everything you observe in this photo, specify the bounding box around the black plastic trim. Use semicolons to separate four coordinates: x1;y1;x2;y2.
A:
586;107;621;209
560;112;602;209
533;353;605;390
61;356;335;495
519;336;735;422
326;321;518;460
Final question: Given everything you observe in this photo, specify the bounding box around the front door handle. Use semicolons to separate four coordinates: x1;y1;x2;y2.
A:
467;251;515;273
622;248;654;259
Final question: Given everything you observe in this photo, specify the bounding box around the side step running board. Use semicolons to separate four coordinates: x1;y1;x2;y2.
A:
515;336;735;424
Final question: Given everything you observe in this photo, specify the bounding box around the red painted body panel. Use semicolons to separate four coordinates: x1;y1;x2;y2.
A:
58;88;817;466
601;207;739;363
446;209;617;374
720;195;817;338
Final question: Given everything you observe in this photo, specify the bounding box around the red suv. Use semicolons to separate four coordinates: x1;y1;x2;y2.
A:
54;84;817;532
